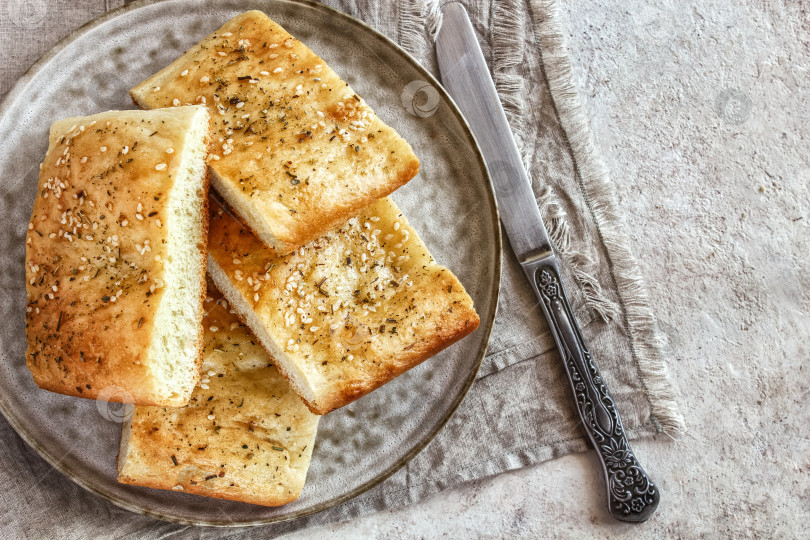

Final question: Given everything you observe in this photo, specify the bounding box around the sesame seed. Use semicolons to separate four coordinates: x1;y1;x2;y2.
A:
80;156;87;164
394;222;400;230
218;51;227;57
100;146;107;153
310;326;320;332
121;220;128;227
180;69;188;76
208;414;215;420
209;326;218;332
155;163;167;171
236;102;245;109
260;70;270;76
165;147;174;154
222;32;233;37
273;67;283;73
136;214;143;220
201;384;209;390
200;75;210;83
152;86;160;92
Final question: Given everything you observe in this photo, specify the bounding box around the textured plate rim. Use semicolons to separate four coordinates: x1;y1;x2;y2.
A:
0;0;502;528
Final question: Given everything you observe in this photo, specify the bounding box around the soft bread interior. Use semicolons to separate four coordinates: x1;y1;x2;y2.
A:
146;108;210;404
208;168;284;253
206;255;320;409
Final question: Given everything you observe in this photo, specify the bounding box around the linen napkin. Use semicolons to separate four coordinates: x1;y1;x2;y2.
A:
0;0;683;536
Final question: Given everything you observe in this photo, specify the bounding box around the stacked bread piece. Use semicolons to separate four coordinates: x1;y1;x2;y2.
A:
207;196;480;415
25;106;211;406
24;10;478;507
118;283;319;506
131;10;420;256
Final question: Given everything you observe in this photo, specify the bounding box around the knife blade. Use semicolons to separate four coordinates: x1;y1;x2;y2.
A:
436;2;659;523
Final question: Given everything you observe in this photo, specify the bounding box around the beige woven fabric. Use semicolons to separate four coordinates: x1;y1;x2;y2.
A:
0;0;682;536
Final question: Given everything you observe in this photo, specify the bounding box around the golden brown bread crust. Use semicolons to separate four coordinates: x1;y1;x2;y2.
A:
25;107;210;406
130;10;420;255
117;282;319;507
207;195;480;415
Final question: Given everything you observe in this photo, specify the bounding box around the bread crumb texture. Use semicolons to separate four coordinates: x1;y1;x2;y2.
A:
117;282;319;507
207;195;480;414
131;10;420;254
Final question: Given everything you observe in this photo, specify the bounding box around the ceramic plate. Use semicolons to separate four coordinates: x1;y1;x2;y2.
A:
0;0;500;526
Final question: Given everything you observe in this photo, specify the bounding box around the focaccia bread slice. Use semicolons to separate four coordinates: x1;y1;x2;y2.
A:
207;195;480;415
117;282;320;507
130;10;420;255
25;106;211;406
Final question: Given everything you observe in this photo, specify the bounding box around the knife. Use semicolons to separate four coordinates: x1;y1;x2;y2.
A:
436;3;659;523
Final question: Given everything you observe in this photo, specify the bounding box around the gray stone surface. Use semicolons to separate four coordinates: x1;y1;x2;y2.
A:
279;0;810;537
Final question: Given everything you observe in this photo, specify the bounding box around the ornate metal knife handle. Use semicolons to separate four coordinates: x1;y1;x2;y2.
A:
523;255;659;522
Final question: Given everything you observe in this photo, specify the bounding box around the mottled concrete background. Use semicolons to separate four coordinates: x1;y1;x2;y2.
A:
283;0;810;537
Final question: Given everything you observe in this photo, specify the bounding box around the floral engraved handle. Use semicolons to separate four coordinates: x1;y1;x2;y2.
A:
532;262;659;522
